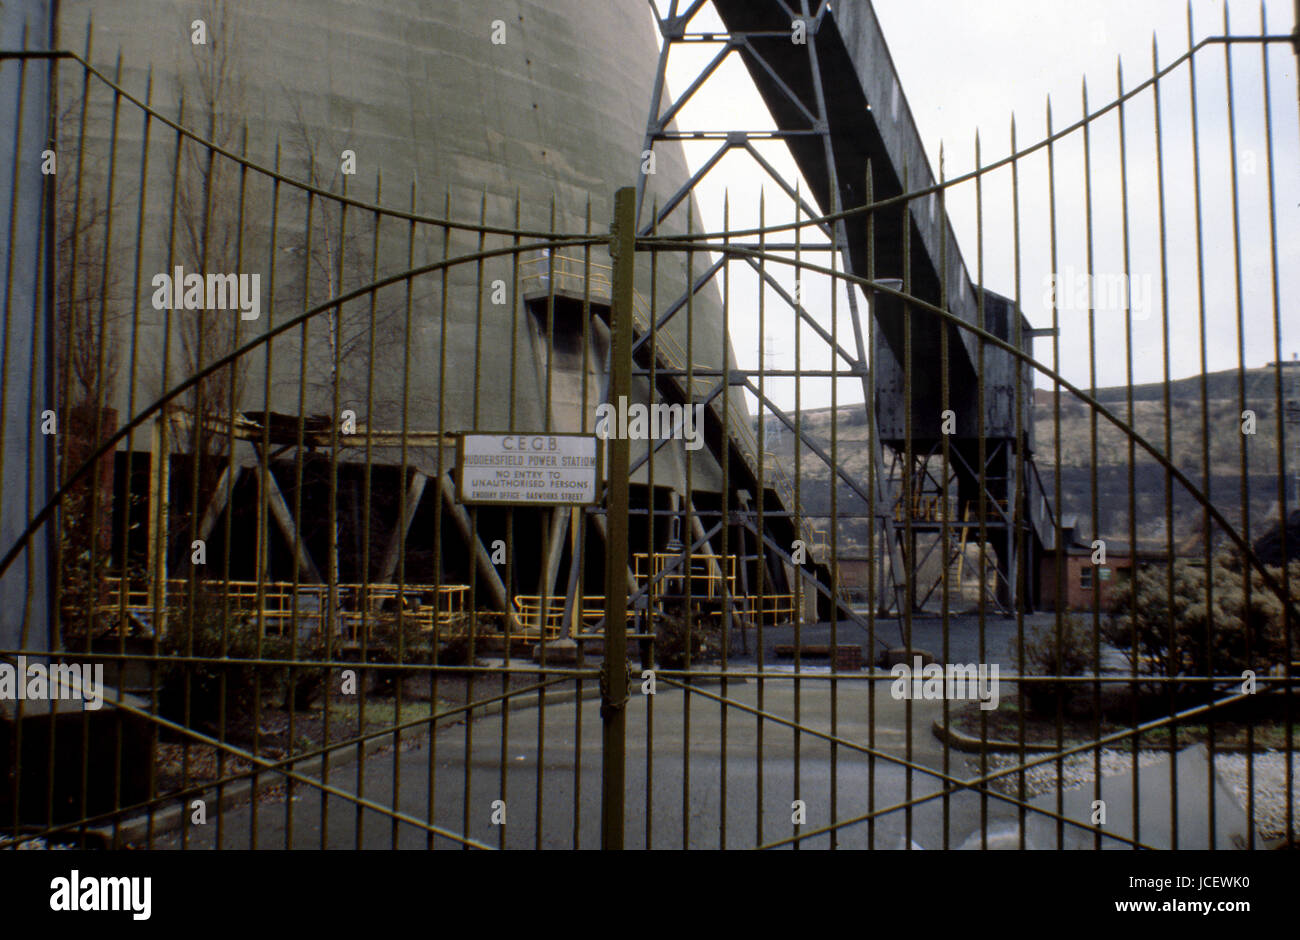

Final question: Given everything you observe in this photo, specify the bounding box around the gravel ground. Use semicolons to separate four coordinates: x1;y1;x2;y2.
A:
0;835;75;850
1216;751;1300;842
973;748;1299;841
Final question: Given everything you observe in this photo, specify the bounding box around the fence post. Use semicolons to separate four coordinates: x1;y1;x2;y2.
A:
0;4;57;657
1293;0;1300;116
601;186;635;849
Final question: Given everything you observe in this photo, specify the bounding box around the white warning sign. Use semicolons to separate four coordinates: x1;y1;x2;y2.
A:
456;433;600;505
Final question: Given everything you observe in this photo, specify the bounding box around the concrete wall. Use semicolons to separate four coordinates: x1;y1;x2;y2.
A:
0;0;55;653
1040;551;1135;612
54;0;736;490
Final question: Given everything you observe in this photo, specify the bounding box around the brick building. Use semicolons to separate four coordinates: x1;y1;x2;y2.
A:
1039;519;1168;612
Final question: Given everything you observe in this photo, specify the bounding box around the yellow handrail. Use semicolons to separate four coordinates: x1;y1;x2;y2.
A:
97;578;470;638
510;594;606;640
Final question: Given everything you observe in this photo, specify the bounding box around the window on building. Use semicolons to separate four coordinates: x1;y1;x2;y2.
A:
1079;566;1093;589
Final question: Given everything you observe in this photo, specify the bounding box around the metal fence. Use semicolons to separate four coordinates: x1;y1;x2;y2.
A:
1;2;1297;850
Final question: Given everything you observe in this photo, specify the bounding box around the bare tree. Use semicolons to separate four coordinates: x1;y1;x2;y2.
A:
173;0;248;518
53;86;131;640
53;58;128;417
56;189;123;414
284;102;405;417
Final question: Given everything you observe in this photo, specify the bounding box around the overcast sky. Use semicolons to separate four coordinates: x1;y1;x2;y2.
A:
653;0;1299;410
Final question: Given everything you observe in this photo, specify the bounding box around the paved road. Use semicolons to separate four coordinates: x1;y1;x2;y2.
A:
145;615;1162;849
157;676;1033;849
748;613;1128;674
748;613;1041;667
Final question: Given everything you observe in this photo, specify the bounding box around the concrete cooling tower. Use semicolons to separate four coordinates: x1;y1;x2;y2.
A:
46;0;785;613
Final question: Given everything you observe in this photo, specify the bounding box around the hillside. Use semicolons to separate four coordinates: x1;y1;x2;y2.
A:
755;362;1300;555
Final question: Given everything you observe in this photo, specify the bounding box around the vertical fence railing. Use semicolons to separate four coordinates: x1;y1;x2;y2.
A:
1;1;1298;850
601;187;635;849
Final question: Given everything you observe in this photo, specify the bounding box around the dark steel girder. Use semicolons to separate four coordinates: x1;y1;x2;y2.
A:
710;0;987;438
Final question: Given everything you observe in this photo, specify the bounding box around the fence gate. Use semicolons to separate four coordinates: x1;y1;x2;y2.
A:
1;1;1298;851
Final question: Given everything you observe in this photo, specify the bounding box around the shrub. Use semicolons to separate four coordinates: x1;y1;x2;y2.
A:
159;584;326;727
653;601;719;669
1009;615;1098;714
352;609;437;692
1102;553;1297;700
